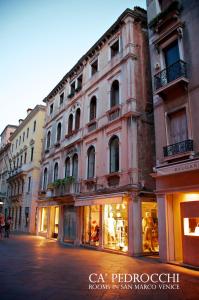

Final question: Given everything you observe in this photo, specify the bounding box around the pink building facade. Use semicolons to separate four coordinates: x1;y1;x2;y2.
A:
37;8;157;256
147;0;199;267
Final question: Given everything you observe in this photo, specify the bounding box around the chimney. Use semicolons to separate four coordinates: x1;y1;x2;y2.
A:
27;108;32;115
19;119;24;125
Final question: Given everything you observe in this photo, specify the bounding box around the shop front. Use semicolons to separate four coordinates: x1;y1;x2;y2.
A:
75;192;155;255
37;206;60;239
155;161;199;268
82;202;128;252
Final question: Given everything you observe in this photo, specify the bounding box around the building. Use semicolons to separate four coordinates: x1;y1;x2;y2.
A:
37;7;157;256
0;125;17;214
7;105;45;233
147;0;199;267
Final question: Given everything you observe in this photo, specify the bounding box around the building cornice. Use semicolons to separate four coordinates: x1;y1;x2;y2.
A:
9;105;46;141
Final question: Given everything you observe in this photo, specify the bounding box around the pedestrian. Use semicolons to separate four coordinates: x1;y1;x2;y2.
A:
0;213;5;239
4;217;12;238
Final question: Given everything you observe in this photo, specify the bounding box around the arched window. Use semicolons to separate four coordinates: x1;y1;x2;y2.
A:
46;131;51;149
68;114;73;134
75;108;81;130
57;123;62;142
72;154;78;179
110;80;119;108
90;96;97;121
43;168;48;190
54;162;59;181
109;136;119;173
65;157;70;178
87;146;95;178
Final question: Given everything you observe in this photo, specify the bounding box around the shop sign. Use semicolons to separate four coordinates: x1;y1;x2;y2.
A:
75;196;123;207
156;160;199;176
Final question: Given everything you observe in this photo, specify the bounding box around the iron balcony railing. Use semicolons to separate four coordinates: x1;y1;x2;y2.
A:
163;139;193;157
154;60;187;90
53;181;81;197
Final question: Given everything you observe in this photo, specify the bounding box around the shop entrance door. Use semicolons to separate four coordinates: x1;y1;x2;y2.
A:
141;201;159;253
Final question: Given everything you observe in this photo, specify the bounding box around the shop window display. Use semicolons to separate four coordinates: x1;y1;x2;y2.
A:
40;207;48;232
103;203;128;252
142;202;159;253
83;205;100;246
183;217;199;236
52;207;59;238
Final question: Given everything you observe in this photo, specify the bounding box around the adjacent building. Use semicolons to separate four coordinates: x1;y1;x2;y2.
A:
0;125;17;214
7;105;45;233
147;0;199;267
37;7;157;257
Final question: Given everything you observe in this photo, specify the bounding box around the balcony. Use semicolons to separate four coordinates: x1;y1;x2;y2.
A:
107;105;121;122
53;181;81;197
163;139;193;158
87;120;97;133
154;60;188;94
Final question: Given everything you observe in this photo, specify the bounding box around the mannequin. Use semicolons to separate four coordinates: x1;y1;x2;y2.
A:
107;212;116;243
91;220;99;243
142;211;155;251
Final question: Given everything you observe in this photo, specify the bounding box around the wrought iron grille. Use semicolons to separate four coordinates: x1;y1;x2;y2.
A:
154;60;187;90
163;139;193;157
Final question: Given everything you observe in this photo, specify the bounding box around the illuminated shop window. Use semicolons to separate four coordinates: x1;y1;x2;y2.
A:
54;207;59;236
103;203;128;252
83;205;100;247
142;202;159;253
40;208;48;232
184;217;199;236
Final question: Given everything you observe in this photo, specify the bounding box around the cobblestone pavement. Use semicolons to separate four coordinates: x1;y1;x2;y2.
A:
0;234;199;300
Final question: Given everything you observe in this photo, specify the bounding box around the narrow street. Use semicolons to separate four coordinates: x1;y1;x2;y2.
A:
0;234;198;300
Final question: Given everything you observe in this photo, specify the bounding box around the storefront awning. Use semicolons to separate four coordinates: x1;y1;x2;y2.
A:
75;193;128;207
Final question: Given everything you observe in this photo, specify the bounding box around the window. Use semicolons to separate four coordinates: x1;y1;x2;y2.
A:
164;40;180;82
30;147;34;162
24;152;27;164
87;146;95;179
16;139;18;149
19;136;21;145
110;80;119;108
33;120;36;132
70;81;76;95
109;136;119;173
26;128;29;138
43;168;48;190
77;75;83;91
65;157;70;178
68;114;73;135
11;144;14;152
72;154;78;179
17;157;19;168
27;177;31;193
23;132;25;142
57;123;62;142
20;155;23;166
75;108;81;130
168;108;188;144
90;96;97;121
110;39;119;58
60;93;64;106
50;103;54;115
25;207;29;227
54;162;59;181
91;59;98;76
46;131;51;149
